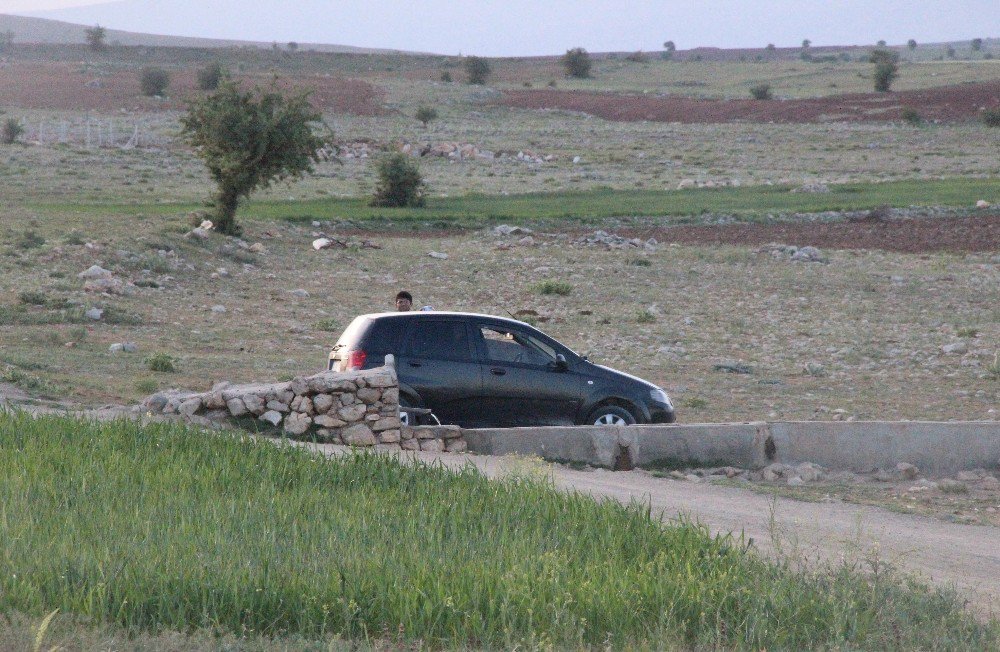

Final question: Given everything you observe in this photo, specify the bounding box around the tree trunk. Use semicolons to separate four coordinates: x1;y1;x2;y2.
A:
214;186;242;236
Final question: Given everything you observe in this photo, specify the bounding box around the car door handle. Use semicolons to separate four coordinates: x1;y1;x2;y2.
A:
409;361;422;368
490;367;506;376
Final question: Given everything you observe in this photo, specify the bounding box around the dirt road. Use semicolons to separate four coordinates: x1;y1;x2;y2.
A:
306;444;1000;618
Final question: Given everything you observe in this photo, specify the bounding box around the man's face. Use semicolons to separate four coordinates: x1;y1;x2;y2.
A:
395;297;412;311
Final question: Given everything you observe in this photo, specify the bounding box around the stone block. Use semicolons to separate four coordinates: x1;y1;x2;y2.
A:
372;416;401;432
203;392;227;409
260;410;283;426
242;394;265;415
378;429;401;443
226;397;248;417
400;438;420;451
342;423;376;446
179;397;202;416
313;394;335;413
445;438;468;453
366;373;395;388
356;387;381;404
314;414;346;429
419;438;445;452
284;412;312;436
267;400;290;413
337;404;367;422
381;388;399;405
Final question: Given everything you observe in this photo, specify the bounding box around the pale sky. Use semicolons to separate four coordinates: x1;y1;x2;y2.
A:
2;0;998;55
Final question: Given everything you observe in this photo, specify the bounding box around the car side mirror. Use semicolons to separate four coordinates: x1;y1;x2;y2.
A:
552;354;568;371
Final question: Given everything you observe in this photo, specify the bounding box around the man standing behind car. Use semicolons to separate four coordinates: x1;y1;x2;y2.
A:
395;291;413;311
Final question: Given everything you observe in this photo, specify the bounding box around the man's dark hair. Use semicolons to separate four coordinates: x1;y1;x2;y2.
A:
396;291;413;302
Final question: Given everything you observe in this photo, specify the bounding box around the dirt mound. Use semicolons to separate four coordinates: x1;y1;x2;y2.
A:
622;214;1000;253
500;80;1000;124
0;62;386;115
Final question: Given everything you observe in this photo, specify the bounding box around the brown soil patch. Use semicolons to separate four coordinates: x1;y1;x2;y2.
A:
500;80;1000;123
622;214;1000;253
0;62;386;115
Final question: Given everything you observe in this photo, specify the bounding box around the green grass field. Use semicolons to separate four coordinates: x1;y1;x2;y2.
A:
18;177;998;230
1;412;996;649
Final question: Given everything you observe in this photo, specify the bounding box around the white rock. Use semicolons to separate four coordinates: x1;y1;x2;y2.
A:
199;220;214;230
289;289;310;298
941;342;968;355
185;228;210;240
85;308;104;320
976;200;991;209
78;265;111;279
259;410;283;426
428;251;449;260
312;238;332;250
211;305;227;314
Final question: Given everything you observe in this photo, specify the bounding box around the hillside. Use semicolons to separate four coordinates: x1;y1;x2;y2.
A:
0;13;401;53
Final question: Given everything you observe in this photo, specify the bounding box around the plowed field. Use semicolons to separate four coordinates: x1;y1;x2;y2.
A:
621;213;1000;253
501;80;1000;123
0;62;386;115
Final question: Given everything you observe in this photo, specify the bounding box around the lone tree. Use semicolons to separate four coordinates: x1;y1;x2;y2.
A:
139;66;170;96
85;24;107;51
801;39;811;49
1;117;24;144
870;48;899;92
415;105;438;127
181;82;326;235
907;39;917;51
197;61;226;90
371;153;425;208
971;38;983;52
662;40;676;60
561;47;592;78
464;56;491;85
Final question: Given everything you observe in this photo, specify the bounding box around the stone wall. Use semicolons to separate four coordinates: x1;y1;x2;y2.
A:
143;364;467;453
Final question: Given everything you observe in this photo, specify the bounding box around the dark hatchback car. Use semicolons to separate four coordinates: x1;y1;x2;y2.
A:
329;312;675;428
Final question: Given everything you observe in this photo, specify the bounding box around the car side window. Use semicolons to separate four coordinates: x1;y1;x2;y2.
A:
479;326;555;367
406;320;473;361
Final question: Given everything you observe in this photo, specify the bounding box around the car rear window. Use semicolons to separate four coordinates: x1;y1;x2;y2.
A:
334;316;373;350
365;318;407;354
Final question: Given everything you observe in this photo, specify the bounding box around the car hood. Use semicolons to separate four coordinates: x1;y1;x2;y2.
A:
589;362;659;390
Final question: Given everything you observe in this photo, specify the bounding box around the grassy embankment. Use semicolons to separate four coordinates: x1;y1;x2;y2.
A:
22;177;999;230
1;412;996;649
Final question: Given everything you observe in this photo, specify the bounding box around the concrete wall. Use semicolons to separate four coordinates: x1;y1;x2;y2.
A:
463;421;1000;475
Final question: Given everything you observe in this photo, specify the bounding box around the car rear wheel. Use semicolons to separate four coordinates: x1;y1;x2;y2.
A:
587;405;637;426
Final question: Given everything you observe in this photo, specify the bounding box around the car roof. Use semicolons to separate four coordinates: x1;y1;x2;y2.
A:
358;311;532;328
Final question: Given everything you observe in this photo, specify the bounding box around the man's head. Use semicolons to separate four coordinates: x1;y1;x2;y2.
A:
394;291;413;312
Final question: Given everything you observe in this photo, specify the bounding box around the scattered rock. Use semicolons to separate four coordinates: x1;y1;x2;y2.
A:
941;342;968;355
976;200;991;209
428;251;449;260
210;305;227;314
791;183;830;194
896;463;919;480
85;307;104;320
713;362;753;375
185;227;210;240
493;224;533;237
108;342;137;354
289;289;310;298
78;265;111;280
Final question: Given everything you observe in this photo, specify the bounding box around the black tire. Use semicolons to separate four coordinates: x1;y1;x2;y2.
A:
399;395;415;426
586;404;637;426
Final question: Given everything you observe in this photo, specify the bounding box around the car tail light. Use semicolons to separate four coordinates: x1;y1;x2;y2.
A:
347;349;367;371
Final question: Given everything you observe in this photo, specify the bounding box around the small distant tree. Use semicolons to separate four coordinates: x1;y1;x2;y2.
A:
749;83;772;100
624;50;649;63
371;153;425;208
765;43;776;52
907;39;917;51
877;40;887;47
139;66;170;96
946;45;956;58
85;24;106;51
180;82;327;235
1;117;24;144
562;47;592;78
801;39;811;49
971;38;983;52
662;40;676;60
869;48;899;92
900;107;922;125
415;105;438;127
982;108;1000;128
197;61;226;90
287;41;299;52
464;56;491;85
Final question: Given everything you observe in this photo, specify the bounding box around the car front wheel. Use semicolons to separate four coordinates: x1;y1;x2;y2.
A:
586;405;637;426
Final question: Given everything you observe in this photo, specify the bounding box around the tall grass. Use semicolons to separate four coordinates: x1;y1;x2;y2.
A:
0;412;995;649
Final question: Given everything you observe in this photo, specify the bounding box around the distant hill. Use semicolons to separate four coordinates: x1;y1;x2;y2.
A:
0;13;405;54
